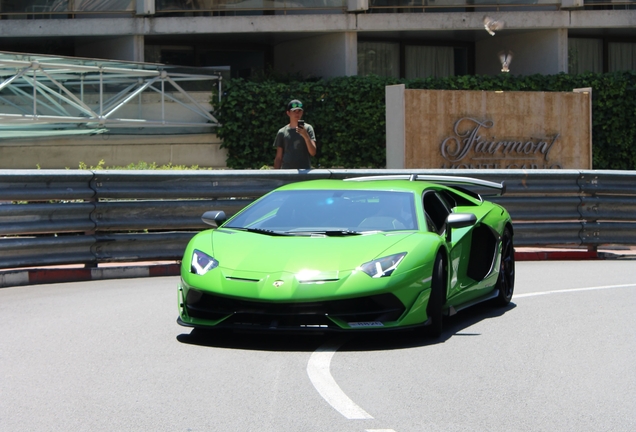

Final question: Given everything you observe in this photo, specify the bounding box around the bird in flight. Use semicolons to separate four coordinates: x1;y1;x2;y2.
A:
499;50;513;73
484;16;505;36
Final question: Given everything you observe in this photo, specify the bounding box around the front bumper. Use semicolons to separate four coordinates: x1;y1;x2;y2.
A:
178;287;407;332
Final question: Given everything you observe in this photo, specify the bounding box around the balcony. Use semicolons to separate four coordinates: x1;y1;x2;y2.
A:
1;0;632;19
0;0;134;19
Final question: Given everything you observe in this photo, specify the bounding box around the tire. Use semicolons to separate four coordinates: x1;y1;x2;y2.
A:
494;227;515;306
426;253;446;338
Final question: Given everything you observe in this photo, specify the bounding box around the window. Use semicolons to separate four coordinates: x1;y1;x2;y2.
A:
609;42;636;72
358;42;400;78
405;45;454;79
228;190;417;232
423;192;451;235
568;38;603;74
568;38;636;73
358;40;469;78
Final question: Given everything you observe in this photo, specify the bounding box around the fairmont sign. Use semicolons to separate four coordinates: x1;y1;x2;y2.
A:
440;118;562;169
386;87;592;170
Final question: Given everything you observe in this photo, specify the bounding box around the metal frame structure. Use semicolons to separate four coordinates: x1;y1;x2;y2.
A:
0;51;221;137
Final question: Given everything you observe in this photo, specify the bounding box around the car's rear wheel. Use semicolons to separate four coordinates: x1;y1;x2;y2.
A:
426;253;445;338
494;227;515;306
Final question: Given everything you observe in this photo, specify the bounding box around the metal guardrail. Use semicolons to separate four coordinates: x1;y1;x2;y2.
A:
0;169;635;269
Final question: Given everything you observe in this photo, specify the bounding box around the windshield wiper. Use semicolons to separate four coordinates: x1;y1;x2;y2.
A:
287;230;362;237
324;230;362;236
232;227;291;236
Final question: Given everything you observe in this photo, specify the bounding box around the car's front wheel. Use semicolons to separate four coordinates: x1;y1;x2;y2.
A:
426;253;446;338
494;227;515;306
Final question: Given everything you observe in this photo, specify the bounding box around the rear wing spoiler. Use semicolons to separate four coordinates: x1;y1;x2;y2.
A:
344;175;506;197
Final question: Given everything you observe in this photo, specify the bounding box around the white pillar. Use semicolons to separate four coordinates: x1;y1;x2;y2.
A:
385;84;405;169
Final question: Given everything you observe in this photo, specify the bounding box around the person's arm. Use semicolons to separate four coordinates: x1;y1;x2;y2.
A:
297;126;317;156
274;147;284;169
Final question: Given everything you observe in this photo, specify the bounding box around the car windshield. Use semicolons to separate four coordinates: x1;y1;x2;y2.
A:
225;189;418;233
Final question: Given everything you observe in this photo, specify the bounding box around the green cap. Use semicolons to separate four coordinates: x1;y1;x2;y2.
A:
287;100;303;111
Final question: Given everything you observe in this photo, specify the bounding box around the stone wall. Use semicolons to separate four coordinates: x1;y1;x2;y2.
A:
0;133;227;169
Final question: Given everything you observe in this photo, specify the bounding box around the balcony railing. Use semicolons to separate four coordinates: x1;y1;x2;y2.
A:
582;0;636;9
368;0;635;11
368;0;559;12
0;0;134;18
0;0;633;19
154;0;347;15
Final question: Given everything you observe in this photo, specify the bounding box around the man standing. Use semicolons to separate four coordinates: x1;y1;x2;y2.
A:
273;99;317;169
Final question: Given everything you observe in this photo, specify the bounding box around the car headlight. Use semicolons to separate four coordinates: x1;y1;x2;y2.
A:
191;249;219;275
358;252;407;278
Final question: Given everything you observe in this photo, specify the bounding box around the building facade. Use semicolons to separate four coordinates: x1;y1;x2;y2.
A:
0;1;634;79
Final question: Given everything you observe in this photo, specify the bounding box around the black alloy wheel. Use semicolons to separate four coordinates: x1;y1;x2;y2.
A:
426;253;446;338
494;227;515;306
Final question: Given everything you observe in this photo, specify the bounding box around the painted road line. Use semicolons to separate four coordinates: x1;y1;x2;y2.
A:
305;282;636;428
307;336;373;420
515;283;636;299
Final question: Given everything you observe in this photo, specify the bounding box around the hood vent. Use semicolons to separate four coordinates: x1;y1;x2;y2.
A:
225;276;260;282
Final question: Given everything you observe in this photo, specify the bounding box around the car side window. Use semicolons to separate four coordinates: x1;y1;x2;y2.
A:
441;189;477;207
423;192;451;235
424;211;438;234
439;190;457;210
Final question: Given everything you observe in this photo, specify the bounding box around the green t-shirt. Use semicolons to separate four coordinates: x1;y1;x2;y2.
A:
273;124;316;169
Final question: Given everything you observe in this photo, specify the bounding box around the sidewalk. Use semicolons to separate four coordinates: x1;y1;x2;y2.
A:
1;246;634;289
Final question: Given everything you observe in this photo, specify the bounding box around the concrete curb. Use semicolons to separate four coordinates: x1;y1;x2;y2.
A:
513;250;599;261
0;263;180;289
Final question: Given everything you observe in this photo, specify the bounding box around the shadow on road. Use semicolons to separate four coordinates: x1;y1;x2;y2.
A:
176;302;516;352
343;301;517;351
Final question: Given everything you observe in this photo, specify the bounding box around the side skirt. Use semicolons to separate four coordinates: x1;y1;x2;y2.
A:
446;289;499;316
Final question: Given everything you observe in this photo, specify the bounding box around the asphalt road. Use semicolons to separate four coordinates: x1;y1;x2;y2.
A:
1;260;635;432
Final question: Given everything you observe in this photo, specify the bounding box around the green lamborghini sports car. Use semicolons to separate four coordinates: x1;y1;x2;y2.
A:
177;175;514;337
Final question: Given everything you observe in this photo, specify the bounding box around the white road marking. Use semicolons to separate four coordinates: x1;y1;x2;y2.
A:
515;283;636;299
307;337;373;420
366;430;397;432
306;282;636;426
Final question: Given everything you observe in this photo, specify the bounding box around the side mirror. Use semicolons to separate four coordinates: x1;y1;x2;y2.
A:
445;213;477;242
202;210;227;228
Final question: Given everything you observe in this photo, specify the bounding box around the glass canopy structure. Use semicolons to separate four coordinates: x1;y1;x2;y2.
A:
0;51;222;138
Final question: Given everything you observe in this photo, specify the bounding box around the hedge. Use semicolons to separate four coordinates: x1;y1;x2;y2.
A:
212;72;636;170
